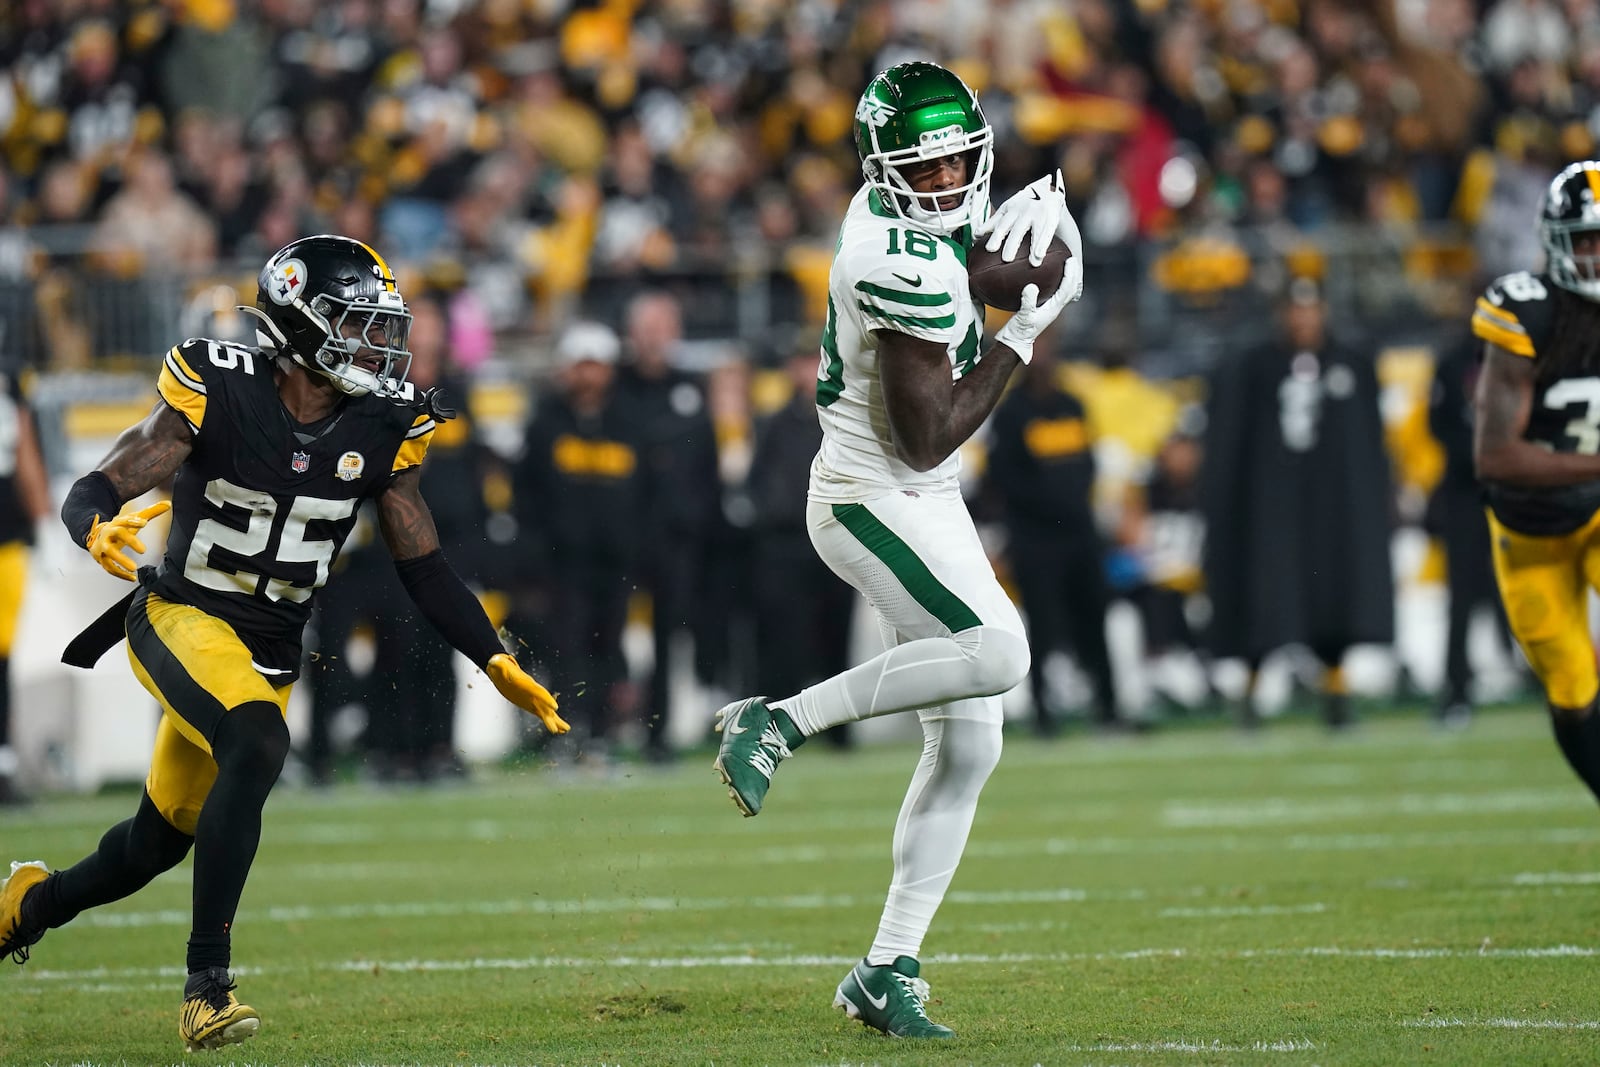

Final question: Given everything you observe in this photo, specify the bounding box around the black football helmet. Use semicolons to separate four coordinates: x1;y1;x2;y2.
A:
1541;161;1600;301
238;235;413;397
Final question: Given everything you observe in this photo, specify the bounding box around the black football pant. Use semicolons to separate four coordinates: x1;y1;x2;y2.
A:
549;557;632;746
1440;500;1509;702
644;545;699;753
369;604;458;775
1008;531;1117;726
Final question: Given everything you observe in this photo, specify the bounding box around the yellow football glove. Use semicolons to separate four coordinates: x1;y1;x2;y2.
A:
485;652;568;734
85;500;171;582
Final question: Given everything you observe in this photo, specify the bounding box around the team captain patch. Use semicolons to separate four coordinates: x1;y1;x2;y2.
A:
336;451;365;482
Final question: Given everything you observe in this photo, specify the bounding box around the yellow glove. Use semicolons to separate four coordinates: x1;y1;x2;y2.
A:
485;652;568;734
86;500;171;582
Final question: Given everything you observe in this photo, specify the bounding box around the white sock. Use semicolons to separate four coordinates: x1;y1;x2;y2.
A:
776;626;1027;736
865;706;1003;965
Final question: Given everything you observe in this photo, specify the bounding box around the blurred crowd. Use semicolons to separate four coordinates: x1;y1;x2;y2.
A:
2;0;1600;367
0;0;1576;783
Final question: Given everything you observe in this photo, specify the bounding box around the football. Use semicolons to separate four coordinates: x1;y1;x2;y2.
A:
966;236;1072;312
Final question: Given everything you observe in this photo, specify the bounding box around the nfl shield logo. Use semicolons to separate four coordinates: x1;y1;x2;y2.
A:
291;451;311;474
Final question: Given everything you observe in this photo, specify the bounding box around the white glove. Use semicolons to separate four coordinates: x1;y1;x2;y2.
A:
994;255;1084;365
973;170;1085;267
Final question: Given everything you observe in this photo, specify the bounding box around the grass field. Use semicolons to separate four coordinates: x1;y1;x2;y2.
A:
3;705;1600;1066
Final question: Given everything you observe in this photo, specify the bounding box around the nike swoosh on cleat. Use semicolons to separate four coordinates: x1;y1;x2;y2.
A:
854;972;889;1011
891;273;923;288
726;705;750;735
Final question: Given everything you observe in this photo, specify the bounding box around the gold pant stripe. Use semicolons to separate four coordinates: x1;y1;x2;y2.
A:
125;591;291;834
0;541;27;656
1488;508;1600;709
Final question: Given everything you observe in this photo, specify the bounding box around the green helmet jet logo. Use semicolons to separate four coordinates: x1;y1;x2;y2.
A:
855;96;897;130
853;61;994;236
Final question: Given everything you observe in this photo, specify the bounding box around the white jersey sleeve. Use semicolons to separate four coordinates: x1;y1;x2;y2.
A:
850;251;967;346
809;186;985;503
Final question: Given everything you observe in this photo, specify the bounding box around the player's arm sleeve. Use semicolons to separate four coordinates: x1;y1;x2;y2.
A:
850;254;963;346
1471;275;1548;358
392;411;436;474
156;341;209;433
394;549;505;668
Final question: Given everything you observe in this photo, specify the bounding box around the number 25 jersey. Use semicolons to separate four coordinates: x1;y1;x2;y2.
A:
1472;270;1600;535
151;337;434;675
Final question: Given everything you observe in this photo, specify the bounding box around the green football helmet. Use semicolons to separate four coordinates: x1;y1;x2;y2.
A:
854;61;994;234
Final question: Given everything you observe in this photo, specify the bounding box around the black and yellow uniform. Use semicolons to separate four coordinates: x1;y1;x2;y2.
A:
986;381;1119;731
134;336;432;826
513;390;646;748
0;370;33;662
1473;271;1600;534
0;368;36;801
1473;270;1600;708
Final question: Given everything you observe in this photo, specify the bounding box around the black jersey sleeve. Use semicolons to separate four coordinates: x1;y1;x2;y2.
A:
1472;272;1556;359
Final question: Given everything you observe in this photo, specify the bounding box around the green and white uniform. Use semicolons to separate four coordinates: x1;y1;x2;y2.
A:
802;181;1024;652
810;186;985;504
717;63;1034;1019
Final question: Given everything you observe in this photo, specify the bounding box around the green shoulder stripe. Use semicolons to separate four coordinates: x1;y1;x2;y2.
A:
855;301;957;331
854;280;952;307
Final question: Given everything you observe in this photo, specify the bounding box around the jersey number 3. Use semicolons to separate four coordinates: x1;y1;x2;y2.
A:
185;477;356;603
1544;377;1600;454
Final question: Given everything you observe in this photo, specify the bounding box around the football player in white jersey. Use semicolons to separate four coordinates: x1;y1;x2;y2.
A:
713;60;1083;1038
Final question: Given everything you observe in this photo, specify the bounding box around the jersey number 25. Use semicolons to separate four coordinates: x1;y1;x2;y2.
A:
185;477;356;602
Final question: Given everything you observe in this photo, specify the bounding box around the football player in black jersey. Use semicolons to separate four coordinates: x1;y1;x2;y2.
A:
1474;160;1600;807
0;366;51;805
0;235;569;1052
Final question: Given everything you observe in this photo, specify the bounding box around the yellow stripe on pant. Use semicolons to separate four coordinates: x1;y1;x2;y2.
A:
0;541;27;657
1488;508;1600;710
125;591;291;834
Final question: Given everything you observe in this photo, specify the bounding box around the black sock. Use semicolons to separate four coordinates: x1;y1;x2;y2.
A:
31;791;192;930
1550;698;1600;803
186;932;231;976
187;702;289;973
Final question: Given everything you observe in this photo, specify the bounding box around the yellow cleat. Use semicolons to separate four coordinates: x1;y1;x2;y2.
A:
0;861;50;964
180;968;260;1052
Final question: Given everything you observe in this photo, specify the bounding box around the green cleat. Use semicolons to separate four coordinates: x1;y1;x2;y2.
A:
0;861;50;965
832;956;955;1039
712;696;793;817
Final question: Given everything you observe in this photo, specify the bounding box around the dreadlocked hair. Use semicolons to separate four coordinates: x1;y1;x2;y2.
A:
1538;286;1600;386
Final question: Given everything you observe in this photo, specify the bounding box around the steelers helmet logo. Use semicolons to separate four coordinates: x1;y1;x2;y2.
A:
267;258;308;305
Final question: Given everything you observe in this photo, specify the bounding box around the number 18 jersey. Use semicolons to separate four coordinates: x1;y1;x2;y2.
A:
151;337;434;675
809;185;984;504
1472;271;1600;535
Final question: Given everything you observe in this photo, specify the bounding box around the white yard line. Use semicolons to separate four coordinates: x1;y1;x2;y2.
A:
67;887;1097;929
59;857;1600;931
1158;903;1327;919
1162;788;1584;828
18;944;1600;989
1060;1039;1319;1053
1511;871;1600;885
1404;1017;1600;1030
239;825;1600;875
